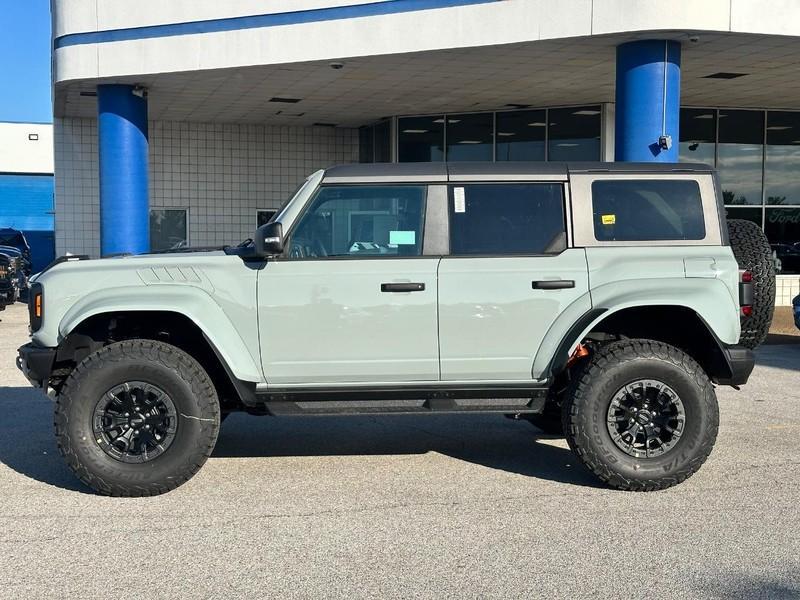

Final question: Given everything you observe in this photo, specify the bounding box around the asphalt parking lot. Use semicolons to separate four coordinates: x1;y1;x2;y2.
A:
0;303;798;598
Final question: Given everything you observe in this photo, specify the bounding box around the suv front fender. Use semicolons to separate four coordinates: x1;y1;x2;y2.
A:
55;285;263;383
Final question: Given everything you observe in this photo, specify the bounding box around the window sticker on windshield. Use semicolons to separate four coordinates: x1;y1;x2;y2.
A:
454;187;466;213
601;214;616;225
389;230;416;245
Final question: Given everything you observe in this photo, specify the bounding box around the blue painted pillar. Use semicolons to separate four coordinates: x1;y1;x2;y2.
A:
615;40;681;162
97;84;149;256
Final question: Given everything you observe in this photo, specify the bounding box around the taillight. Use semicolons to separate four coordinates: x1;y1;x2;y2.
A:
739;270;754;319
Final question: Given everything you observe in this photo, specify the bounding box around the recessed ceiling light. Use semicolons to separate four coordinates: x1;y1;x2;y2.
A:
402;129;429;134
693;114;715;119
433;118;445;123
558;143;579;147
528;122;547;127
497;132;516;137
457;140;482;144
703;72;748;79
767;126;792;131
573;110;601;116
269;97;302;103
447;119;462;124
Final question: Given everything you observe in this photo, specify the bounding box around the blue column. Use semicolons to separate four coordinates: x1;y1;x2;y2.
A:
97;84;149;256
615;40;681;162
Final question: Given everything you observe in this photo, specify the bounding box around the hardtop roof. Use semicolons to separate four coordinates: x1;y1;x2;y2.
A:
321;161;714;183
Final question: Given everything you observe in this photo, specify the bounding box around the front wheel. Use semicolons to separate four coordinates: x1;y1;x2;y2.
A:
563;339;719;491
55;339;220;496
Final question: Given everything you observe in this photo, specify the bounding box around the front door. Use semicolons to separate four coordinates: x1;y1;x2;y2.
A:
437;182;591;381
257;184;440;385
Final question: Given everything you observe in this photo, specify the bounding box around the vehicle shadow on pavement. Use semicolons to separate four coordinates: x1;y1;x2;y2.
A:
214;413;603;488
0;387;600;492
0;386;89;492
754;343;800;372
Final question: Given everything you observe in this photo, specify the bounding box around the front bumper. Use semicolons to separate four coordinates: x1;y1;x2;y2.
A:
716;345;755;386
16;343;56;388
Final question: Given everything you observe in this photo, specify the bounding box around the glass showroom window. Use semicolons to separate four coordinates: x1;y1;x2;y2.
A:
359;120;392;163
765;111;800;206
150;209;188;251
398;116;445;162
496;109;546;161
358;125;375;163
718;109;764;206
548;106;601;161
445;113;494;161
679;108;716;166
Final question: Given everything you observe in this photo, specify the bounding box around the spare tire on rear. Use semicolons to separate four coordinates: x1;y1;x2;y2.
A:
727;219;775;349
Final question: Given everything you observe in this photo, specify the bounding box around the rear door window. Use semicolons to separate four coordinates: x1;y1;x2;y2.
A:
448;183;566;255
591;180;706;241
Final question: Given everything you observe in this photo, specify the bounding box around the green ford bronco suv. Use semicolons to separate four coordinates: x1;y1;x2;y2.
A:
17;162;775;496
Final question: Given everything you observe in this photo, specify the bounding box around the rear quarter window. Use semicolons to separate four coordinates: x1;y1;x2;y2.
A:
591;179;706;241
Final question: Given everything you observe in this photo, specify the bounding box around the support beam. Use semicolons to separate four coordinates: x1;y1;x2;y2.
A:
615;40;681;162
97;84;149;256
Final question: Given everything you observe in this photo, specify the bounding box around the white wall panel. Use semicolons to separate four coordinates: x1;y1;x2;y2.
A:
731;0;800;36
53;0;800;86
54;118;358;256
592;0;731;35
0;123;54;174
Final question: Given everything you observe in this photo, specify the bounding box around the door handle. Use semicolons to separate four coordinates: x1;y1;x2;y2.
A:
381;282;425;292
532;280;575;290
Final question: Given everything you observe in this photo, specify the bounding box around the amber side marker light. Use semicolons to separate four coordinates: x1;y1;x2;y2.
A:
34;293;42;318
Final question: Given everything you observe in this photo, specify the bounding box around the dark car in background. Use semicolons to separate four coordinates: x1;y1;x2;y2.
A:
771;242;800;274
0;254;13;310
0;229;33;273
793;295;800;330
0;229;33;303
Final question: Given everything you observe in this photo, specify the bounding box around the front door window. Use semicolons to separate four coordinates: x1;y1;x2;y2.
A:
287;185;426;258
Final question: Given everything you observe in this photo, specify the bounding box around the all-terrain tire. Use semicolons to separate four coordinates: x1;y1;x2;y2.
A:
55;339;220;496
562;339;719;491
727;219;776;349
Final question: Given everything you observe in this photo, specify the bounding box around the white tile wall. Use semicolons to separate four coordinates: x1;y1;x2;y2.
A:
54;117;358;256
776;275;800;306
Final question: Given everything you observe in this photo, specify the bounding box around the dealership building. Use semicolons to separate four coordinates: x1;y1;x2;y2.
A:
44;0;800;300
0;122;55;272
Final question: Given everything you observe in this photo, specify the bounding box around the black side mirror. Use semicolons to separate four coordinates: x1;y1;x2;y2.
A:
254;221;284;257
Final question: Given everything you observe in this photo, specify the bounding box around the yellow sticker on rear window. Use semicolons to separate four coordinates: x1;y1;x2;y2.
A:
601;214;616;225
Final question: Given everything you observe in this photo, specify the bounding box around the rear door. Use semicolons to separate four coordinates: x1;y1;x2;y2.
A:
437;182;591;381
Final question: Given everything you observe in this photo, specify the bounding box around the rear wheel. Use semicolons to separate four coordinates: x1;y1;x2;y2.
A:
55;339;220;496
563;339;718;491
728;219;776;348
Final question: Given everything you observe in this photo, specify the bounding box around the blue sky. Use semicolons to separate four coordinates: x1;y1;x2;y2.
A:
0;0;52;123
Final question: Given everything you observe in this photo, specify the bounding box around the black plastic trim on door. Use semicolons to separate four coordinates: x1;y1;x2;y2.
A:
532;280;575;290
381;282;426;292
